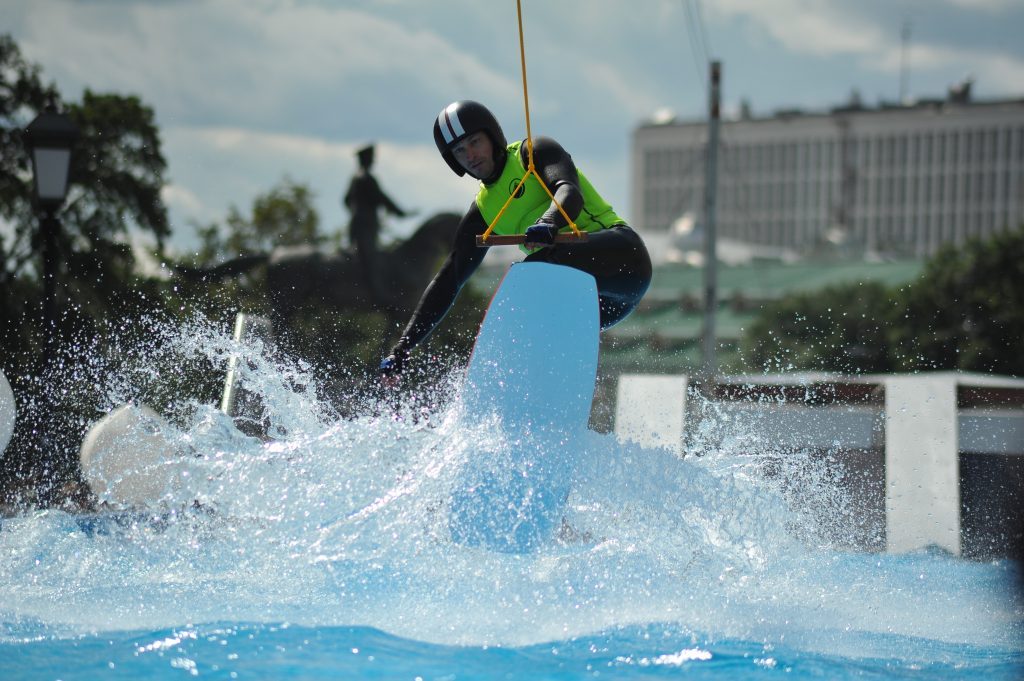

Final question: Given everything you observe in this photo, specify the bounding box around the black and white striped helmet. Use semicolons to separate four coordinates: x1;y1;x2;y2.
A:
433;100;507;176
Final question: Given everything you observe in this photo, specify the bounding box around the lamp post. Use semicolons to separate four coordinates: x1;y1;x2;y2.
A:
24;103;78;366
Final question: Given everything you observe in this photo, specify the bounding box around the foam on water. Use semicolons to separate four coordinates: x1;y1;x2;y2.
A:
1;316;1021;667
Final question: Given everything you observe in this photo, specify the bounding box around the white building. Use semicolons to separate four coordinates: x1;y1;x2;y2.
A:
632;91;1024;259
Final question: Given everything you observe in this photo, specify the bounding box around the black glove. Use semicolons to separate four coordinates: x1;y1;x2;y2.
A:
524;221;558;246
379;349;407;378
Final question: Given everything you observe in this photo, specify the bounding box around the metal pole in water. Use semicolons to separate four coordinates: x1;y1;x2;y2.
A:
221;313;273;417
701;60;721;379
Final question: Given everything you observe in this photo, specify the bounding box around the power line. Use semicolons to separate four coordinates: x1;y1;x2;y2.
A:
681;0;709;93
692;0;712;66
899;19;912;103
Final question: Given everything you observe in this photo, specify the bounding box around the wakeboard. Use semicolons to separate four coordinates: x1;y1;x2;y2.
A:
448;262;599;552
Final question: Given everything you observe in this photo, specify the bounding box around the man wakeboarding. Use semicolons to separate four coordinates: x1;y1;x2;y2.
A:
379;100;652;379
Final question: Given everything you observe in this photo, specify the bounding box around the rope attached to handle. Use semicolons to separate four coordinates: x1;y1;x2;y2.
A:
477;0;583;247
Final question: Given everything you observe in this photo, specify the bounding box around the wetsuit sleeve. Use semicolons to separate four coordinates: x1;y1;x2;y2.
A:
390;203;489;357
521;136;584;228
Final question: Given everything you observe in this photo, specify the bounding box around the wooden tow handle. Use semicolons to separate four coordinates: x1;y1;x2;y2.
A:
476;232;589;247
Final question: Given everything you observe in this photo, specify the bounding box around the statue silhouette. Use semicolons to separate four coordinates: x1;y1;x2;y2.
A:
343;144;410;301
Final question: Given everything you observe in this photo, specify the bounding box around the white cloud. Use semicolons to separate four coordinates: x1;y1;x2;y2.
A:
866;42;1024;91
709;0;885;57
192;127;351;163
160;184;203;218
18;0;518;135
708;0;1024;91
942;0;1020;11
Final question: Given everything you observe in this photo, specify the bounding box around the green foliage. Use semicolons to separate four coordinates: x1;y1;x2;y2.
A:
0;55;168;274
0;34;59;232
194;177;321;263
892;226;1024;375
65;90;170;246
184;177;329;329
0;35;170;358
0;34;176;500
186;178;332;355
743;225;1024;377
744;280;901;374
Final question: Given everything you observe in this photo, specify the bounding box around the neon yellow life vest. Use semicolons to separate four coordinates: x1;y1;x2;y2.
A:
475;140;624;253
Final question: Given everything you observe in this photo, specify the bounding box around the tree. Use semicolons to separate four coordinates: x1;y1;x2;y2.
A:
743;280;901;374
194;177;323;264
0;34;58;248
893;226;1024;376
0;34;172;506
0;34;169;349
742;225;1024;377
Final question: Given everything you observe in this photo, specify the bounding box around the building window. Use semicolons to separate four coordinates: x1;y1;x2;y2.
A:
1003;167;1012;217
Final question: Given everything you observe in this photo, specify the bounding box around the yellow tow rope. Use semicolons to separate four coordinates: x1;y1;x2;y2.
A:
476;0;583;247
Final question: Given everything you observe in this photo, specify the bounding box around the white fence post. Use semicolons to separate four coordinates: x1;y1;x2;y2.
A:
884;375;961;555
614;374;688;455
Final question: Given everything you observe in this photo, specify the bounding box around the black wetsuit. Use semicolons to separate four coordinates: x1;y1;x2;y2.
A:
390;137;652;358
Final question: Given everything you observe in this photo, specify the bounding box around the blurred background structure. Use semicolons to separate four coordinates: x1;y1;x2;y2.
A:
634;86;1023;263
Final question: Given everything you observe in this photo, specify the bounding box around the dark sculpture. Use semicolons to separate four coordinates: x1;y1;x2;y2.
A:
176;211;461;329
343;144;410;301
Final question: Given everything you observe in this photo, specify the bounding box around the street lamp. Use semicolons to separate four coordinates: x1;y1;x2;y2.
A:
24;103;78;364
25;103;78;212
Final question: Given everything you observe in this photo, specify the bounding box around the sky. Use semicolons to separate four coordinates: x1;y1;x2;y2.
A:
6;0;1024;254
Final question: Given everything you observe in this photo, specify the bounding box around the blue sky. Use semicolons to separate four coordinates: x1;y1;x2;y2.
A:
7;0;1024;252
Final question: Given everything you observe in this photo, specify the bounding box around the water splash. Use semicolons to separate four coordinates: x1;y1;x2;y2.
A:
0;316;1021;662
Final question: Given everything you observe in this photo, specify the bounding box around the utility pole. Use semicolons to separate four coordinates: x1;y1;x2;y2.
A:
701;60;721;379
835;116;857;255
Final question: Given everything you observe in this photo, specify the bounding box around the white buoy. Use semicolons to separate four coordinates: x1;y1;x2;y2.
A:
79;403;190;509
0;370;15;457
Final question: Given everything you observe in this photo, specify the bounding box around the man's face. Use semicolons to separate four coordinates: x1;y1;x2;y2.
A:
451;131;495;179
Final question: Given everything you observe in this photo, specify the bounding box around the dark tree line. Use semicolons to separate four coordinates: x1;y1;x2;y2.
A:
1;34;177;506
743;225;1024;377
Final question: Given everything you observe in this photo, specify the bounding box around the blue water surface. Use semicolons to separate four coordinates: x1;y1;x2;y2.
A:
8;621;1023;680
1;318;1021;680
